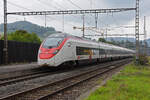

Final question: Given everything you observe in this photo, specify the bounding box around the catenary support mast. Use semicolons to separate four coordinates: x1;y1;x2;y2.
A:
135;0;140;63
3;0;8;64
144;16;147;55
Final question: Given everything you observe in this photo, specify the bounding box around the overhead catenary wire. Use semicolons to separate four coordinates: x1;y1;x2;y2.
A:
66;0;112;35
66;0;94;25
66;0;82;9
52;0;94;27
7;0;110;33
0;11;26;23
6;0;135;37
109;13;136;39
7;1;76;29
37;0;62;10
36;0;81;28
7;1;31;11
37;0;94;33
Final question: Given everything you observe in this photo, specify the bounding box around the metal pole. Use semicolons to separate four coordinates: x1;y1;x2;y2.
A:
135;0;140;63
45;14;47;28
105;28;107;40
82;14;85;37
62;14;64;32
95;13;98;28
3;0;8;64
144;16;147;55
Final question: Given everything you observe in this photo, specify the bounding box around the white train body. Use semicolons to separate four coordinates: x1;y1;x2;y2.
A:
38;33;135;67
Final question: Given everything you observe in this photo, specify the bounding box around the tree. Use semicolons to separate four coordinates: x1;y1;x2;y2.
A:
98;38;106;42
98;38;117;45
0;34;2;40
1;30;41;44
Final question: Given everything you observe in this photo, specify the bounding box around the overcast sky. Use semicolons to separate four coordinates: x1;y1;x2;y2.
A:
0;0;149;39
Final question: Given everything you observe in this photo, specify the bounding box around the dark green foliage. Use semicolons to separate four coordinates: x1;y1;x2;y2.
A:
0;21;57;39
139;55;149;65
98;38;120;45
98;38;106;42
1;30;41;44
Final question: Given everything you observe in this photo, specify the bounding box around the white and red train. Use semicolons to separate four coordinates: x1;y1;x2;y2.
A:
38;33;135;67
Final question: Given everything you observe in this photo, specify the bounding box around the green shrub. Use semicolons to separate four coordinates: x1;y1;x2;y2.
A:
1;30;41;44
134;55;149;65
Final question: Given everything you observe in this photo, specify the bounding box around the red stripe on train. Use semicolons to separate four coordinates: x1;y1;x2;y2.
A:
39;38;69;59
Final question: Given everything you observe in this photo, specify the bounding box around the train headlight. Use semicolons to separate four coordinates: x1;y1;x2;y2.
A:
39;50;41;54
53;50;59;54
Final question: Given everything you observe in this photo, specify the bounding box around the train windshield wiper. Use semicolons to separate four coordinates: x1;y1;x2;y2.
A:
47;46;53;49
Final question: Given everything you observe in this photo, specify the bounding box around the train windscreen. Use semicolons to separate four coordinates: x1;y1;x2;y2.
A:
42;37;64;49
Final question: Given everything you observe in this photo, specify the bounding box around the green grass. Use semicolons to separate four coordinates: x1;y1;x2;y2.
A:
85;63;150;100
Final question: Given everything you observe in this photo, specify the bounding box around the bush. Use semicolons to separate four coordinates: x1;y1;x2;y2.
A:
134;55;149;65
1;30;41;44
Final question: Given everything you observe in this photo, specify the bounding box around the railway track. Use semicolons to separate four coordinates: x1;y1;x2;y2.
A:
0;58;132;100
0;71;53;87
0;68;49;81
0;66;79;87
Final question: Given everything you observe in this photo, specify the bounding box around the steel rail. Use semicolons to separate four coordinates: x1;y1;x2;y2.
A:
0;58;132;100
37;59;131;100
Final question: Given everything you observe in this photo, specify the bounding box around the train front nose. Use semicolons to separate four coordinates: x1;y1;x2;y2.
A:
38;49;59;66
38;58;55;66
39;50;55;59
38;36;65;66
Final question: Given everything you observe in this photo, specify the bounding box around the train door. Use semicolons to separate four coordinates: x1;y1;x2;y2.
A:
63;42;75;61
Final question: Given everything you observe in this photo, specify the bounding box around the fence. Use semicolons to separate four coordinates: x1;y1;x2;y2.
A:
0;40;40;65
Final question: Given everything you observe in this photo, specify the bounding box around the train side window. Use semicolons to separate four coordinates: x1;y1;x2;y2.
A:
99;49;105;55
93;49;98;55
76;47;99;55
76;47;89;55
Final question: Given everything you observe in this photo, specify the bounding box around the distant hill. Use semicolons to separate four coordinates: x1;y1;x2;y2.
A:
0;21;150;47
107;37;150;47
147;39;150;47
106;37;135;42
0;21;57;39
